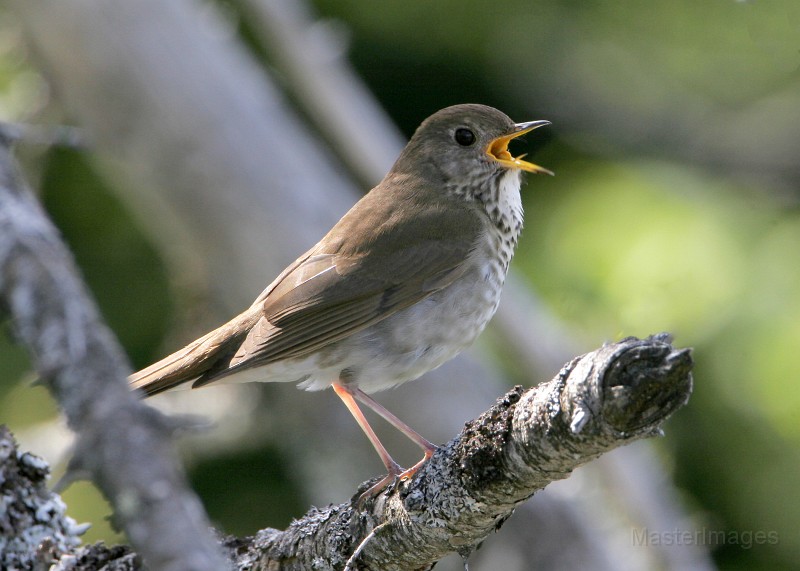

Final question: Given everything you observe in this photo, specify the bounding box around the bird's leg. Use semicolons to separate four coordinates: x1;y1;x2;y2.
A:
332;382;402;478
352;387;437;489
352;387;438;460
332;382;438;500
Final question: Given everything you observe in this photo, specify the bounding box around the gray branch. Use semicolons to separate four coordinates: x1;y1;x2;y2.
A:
0;141;228;570
1;334;692;570
231;334;692;570
0;425;137;570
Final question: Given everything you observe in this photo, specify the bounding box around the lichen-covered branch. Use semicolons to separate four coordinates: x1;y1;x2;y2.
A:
0;141;228;570
232;334;692;570
0;425;138;570
0;325;691;570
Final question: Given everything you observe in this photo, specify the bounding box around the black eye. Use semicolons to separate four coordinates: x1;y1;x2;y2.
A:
454;128;476;146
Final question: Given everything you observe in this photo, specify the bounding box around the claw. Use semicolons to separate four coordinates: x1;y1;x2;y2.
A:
355;446;437;507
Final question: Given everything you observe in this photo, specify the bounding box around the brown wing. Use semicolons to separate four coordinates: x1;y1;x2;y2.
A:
129;305;263;395
191;185;484;387
128;247;319;396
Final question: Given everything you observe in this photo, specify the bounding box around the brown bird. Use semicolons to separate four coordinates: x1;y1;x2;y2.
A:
130;104;551;495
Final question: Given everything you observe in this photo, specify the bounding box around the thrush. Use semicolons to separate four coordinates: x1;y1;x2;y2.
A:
130;104;551;495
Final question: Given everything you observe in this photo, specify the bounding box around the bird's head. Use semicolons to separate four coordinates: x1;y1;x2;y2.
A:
393;104;552;191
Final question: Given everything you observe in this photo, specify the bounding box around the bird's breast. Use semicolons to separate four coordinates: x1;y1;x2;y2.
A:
304;171;525;394
344;227;512;393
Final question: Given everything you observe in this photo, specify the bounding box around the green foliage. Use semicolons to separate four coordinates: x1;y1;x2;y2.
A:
307;1;800;568
189;445;306;536
519;161;800;568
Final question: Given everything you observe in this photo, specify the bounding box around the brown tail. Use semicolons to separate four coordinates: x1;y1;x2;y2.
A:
129;307;261;397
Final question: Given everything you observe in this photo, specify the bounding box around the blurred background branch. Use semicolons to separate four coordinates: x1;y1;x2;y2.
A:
2;0;798;569
0;132;227;570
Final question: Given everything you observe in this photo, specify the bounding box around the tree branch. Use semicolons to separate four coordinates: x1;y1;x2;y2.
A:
229;334;692;570
0;140;228;570
1;333;691;570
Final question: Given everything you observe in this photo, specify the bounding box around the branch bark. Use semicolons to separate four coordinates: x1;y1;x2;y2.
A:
231;334;692;570
0;425;138;570
0;140;228;570
1;334;692;570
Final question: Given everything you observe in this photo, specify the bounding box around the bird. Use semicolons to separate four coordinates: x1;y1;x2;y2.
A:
130;104;551;496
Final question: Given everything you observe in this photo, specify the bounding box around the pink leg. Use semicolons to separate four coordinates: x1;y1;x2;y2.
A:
352;388;437;456
332;382;402;476
332;382;438;499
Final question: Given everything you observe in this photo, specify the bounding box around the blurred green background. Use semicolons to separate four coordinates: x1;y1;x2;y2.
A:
1;1;799;570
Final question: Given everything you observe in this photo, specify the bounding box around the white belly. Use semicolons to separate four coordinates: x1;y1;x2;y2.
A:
301;234;508;393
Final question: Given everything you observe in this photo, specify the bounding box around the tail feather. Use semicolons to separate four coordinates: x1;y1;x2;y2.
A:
129;307;261;397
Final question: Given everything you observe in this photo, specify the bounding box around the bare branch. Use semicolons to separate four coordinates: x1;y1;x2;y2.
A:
239;0;404;187
0;425;138;570
231;334;692;570
2;335;691;570
0;142;227;570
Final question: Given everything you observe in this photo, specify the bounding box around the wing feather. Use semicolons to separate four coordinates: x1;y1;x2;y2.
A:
192;189;485;387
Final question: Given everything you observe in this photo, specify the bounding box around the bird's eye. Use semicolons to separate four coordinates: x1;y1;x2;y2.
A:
454;128;476;147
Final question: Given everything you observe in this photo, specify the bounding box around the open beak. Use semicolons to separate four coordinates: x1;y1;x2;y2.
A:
487;120;553;175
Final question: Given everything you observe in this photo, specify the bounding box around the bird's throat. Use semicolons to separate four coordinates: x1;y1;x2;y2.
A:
485;169;524;243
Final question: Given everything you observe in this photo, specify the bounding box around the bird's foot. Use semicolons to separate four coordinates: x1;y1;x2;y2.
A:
401;445;436;479
355;447;437;507
356;473;398;506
